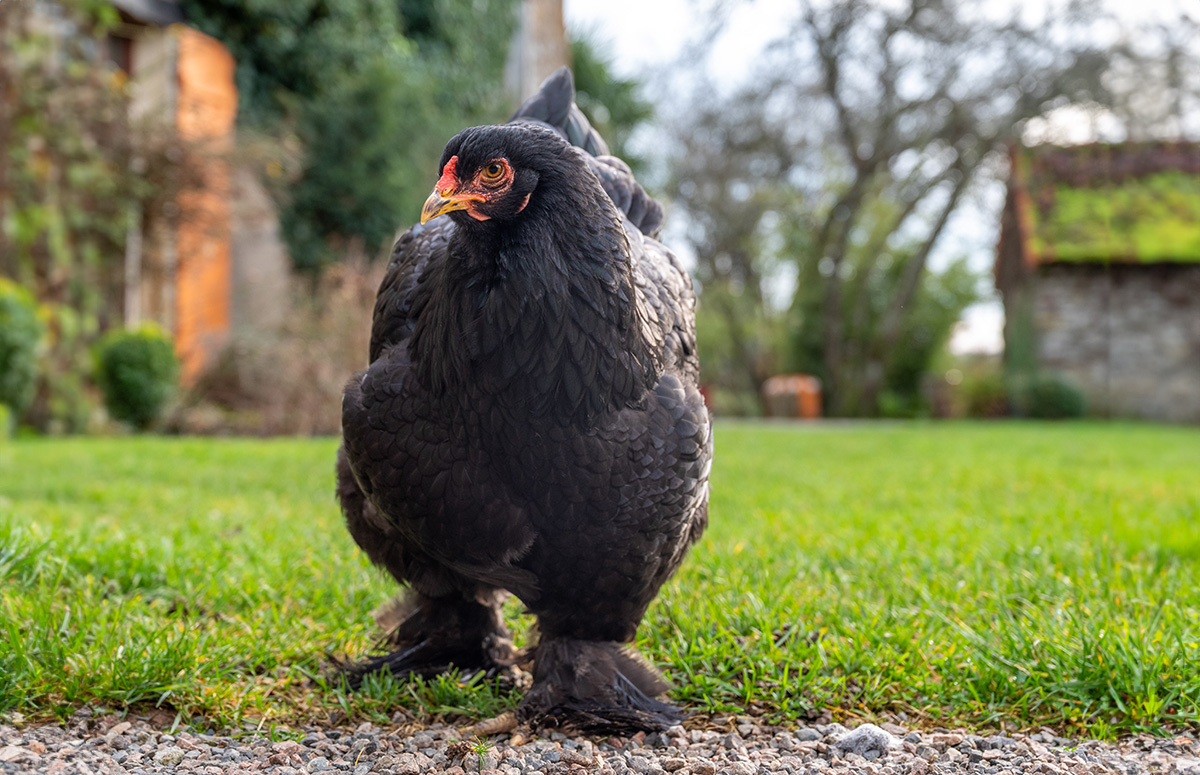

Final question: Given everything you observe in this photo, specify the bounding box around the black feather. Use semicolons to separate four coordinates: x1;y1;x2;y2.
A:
337;69;711;732
511;67;610;157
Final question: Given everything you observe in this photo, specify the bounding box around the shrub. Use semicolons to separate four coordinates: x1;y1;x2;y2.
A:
180;255;382;435
1021;373;1086;419
94;324;180;430
963;371;1010;418
0;279;43;423
24;302;101;435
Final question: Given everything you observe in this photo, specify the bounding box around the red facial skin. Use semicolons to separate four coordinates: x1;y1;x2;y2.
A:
434;155;461;195
432;155;528;222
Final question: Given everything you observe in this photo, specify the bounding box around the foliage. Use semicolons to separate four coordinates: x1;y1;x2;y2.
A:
2;424;1198;734
665;0;1181;416
695;283;790;414
94;324;180;430
0;0;194;433
1032;171;1200;262
0;279;43;420
25;302;102;436
668;92;800;408
1099;13;1200;141
787;233;982;417
570;37;653;174
1015;373;1086;419
184;0;518;272
672;110;981;416
1;0;142;314
963;371;1011;418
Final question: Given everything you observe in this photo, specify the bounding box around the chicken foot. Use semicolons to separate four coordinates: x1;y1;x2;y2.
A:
517;637;683;735
339;593;517;689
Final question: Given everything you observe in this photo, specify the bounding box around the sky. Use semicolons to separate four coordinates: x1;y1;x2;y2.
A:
562;0;1193;355
565;0;791;88
564;0;1008;353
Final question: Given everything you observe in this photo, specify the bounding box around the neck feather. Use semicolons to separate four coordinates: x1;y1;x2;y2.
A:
411;172;661;425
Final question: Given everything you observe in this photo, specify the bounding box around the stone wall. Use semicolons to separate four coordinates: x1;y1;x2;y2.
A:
230;165;290;334
1033;263;1200;422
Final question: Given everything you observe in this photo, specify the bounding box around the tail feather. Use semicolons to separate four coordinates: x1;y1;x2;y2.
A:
510;67;610;157
509;67;665;238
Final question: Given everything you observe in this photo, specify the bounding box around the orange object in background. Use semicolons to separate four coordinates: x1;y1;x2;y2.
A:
173;27;237;386
761;375;823;419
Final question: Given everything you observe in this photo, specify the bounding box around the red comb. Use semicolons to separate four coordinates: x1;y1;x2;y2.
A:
436;156;459;193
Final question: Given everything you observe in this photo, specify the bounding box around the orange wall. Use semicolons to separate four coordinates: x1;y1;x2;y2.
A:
173;26;237;385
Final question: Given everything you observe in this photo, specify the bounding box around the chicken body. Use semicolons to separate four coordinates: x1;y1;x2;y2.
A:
337;69;711;733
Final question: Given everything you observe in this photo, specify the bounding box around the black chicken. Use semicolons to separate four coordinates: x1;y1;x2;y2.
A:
336;68;712;734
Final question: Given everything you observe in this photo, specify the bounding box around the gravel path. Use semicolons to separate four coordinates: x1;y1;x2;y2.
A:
2;709;1197;774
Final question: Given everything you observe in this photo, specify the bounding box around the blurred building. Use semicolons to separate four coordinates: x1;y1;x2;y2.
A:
104;0;289;385
996;142;1200;423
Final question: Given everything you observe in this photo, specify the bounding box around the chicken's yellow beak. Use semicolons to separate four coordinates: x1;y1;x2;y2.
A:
420;188;478;224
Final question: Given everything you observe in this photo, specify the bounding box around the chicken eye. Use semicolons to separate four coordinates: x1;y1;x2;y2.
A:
481;162;505;182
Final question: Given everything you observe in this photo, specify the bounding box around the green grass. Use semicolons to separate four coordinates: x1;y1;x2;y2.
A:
1;423;1197;735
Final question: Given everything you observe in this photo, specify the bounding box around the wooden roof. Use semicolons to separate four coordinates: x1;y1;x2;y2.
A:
1007;141;1200;265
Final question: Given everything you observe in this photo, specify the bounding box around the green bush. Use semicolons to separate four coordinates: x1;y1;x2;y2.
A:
94;324;180;430
27;303;100;435
0;279;43;422
963;371;1010;418
878;389;921;419
1021;373;1086;419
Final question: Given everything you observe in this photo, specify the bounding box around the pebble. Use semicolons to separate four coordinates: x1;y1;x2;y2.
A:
836;723;895;757
797;727;823;742
0;712;1193;774
155;745;185;763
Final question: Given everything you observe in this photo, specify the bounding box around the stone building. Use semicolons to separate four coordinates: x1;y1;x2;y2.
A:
104;0;290;385
995;142;1200;423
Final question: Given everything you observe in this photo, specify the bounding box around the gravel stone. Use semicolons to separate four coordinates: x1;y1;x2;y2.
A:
153;745;187;766
0;712;1192;775
836;724;895;757
560;749;596;767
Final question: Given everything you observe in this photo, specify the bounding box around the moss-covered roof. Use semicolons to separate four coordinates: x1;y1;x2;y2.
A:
1013;142;1200;264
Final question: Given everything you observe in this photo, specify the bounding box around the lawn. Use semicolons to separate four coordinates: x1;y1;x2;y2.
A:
1;422;1197;737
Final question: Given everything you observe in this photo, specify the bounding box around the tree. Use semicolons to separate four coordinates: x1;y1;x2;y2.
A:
667;88;800;409
1103;14;1200;141
0;0;141;314
666;0;1166;415
570;36;653;173
184;0;518;271
0;0;187;431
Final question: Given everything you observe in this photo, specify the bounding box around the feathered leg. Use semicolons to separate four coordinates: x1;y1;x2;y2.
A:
341;590;517;688
517;637;682;735
336;446;516;686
